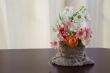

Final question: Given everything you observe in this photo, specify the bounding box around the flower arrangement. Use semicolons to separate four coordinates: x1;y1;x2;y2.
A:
51;6;92;49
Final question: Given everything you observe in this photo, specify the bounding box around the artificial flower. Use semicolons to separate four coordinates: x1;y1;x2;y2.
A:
68;35;78;48
58;26;68;38
50;41;59;49
64;19;77;30
76;27;92;40
61;6;74;19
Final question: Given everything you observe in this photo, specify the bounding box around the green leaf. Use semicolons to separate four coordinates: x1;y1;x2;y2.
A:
57;34;61;39
53;27;57;32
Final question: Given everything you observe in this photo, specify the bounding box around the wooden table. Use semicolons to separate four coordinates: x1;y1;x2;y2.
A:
0;48;110;73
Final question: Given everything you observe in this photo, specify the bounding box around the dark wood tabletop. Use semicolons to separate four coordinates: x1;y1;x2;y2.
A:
0;48;110;73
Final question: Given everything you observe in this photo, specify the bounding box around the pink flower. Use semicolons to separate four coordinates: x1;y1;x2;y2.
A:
50;41;59;49
64;19;76;30
76;27;92;40
58;27;67;38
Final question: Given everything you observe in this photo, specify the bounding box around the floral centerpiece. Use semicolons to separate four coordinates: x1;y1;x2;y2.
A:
50;6;94;66
51;6;92;49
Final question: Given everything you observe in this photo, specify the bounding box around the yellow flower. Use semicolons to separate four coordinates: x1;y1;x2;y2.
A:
77;15;81;19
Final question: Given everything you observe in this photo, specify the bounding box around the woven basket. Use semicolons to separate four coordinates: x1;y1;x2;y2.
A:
50;47;94;66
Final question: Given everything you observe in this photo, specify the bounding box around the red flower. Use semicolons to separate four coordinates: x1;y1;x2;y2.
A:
58;27;67;38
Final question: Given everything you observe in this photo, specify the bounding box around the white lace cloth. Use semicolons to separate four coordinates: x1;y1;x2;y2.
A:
50;48;94;66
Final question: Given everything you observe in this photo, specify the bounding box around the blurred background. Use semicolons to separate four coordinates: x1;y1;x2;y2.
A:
0;0;110;49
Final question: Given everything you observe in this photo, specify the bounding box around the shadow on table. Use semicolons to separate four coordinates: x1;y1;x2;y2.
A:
50;64;94;73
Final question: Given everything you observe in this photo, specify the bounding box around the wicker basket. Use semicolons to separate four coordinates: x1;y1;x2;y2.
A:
50;47;94;66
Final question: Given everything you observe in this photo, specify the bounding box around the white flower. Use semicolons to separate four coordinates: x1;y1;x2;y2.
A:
61;6;75;19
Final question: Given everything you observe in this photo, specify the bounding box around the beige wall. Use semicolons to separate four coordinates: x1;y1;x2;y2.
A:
50;0;65;41
0;0;10;48
103;0;110;48
4;0;51;49
0;0;110;49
